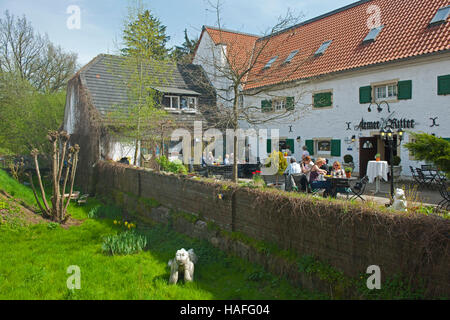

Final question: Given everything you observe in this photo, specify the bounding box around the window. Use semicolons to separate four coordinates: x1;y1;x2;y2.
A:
315;40;332;56
274;98;286;111
264;56;278;69
363;26;384;43
164;96;197;111
164;96;180;109
317;140;331;153
374;84;397;101
284;50;299;63
430;6;450;25
180;96;197;110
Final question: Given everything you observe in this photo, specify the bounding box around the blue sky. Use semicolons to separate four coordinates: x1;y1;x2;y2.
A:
0;0;356;65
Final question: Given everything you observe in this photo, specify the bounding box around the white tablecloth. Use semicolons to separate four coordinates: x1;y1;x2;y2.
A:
367;161;388;183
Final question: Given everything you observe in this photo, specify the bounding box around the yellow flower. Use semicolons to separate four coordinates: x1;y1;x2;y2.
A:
113;220;117;225
124;221;128;225
128;224;131;229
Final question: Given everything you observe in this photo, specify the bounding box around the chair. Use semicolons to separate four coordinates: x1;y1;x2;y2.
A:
349;176;369;201
410;166;422;185
415;168;435;187
436;175;449;211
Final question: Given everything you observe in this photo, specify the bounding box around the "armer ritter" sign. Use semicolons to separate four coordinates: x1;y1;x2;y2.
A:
355;118;415;131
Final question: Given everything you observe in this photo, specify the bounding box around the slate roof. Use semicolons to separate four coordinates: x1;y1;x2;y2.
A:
79;54;207;118
195;0;450;90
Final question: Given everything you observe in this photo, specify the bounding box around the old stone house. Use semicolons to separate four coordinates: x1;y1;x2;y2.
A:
63;54;216;191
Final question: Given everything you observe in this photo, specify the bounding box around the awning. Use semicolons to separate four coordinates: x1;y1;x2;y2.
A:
151;86;201;96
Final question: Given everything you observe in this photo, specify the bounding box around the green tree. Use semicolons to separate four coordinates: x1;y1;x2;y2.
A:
121;9;170;60
404;132;450;177
107;2;174;165
0;71;65;154
171;29;198;63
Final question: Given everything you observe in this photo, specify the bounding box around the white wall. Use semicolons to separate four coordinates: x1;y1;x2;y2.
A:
241;54;450;176
193;31;235;109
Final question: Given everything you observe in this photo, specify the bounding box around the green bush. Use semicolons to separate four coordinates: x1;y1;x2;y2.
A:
343;154;353;163
392;156;401;166
155;155;188;174
102;230;147;255
88;205;122;219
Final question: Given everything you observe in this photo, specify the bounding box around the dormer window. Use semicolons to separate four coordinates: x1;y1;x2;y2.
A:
363;25;384;43
264;56;278;69
315;40;332;56
164;95;197;112
284;50;299;63
430;6;450;25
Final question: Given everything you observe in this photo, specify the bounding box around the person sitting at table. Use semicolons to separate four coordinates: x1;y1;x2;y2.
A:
331;161;345;177
206;151;215;165
299;156;314;192
309;158;333;196
224;154;230;165
284;157;301;191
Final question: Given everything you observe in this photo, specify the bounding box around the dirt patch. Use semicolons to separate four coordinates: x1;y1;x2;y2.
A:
0;190;83;229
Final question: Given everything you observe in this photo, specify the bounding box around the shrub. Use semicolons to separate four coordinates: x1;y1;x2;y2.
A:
392;156;401;166
88;205;122;219
344;167;353;173
102;230;147;255
265;151;287;177
156;156;188;175
343;154;353;163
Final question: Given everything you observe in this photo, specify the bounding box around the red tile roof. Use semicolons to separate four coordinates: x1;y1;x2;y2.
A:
197;0;450;90
200;26;259;74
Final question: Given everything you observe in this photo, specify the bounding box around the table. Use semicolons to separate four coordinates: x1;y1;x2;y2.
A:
367;161;388;193
324;176;357;198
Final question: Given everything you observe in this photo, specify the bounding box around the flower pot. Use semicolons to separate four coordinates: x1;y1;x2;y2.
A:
376;158;380;162
345;172;352;178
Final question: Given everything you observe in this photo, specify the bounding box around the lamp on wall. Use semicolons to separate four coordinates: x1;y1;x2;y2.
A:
296;136;301;143
368;101;391;113
345;135;357;144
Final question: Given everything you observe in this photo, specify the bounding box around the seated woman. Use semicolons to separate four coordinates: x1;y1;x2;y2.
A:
331;161;346;177
284;157;301;191
309;158;333;195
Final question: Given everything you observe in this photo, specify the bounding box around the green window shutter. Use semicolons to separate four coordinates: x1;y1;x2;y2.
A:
313;92;332;108
359;86;372;104
261;100;273;112
398;80;412;100
267;139;272;153
286;139;295;154
305;140;314;155
438;75;450;95
286;97;295;110
331;140;341;157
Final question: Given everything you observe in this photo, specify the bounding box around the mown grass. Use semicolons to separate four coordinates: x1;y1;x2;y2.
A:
0;169;324;300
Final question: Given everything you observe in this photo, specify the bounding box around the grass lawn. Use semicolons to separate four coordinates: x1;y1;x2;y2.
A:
0;169;325;300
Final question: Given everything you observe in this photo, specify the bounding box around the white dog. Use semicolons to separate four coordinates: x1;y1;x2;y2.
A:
392;188;408;212
168;248;198;284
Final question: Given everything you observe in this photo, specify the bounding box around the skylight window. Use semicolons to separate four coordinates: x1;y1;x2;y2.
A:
315;41;332;56
284;50;299;63
264;56;278;69
430;6;450;25
363;25;384;43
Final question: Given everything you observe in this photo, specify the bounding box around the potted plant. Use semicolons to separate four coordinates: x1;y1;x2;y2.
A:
375;153;381;161
265;151;287;189
343;154;354;171
391;155;402;179
345;167;353;178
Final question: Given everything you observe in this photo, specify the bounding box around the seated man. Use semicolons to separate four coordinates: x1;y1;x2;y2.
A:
299;156;314;192
284;157;301;191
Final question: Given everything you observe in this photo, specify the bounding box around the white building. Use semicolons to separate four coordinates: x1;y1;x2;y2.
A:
193;0;450;177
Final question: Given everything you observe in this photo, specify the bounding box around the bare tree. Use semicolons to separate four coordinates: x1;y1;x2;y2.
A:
28;131;80;223
193;1;315;182
0;10;77;93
